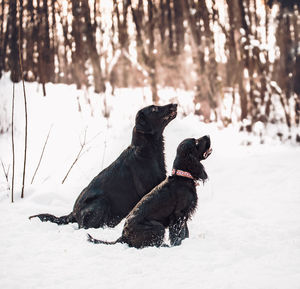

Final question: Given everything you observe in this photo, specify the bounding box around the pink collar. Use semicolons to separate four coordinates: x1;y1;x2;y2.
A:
172;169;199;186
172;169;193;179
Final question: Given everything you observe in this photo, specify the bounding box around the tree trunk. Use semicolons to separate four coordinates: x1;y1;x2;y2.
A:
81;0;105;93
113;0;130;87
24;0;35;81
71;0;87;89
166;0;173;53
42;0;54;84
0;0;6;77
173;0;184;54
9;0;21;82
60;5;72;84
181;0;211;120
148;0;158;103
130;0;158;103
159;0;166;45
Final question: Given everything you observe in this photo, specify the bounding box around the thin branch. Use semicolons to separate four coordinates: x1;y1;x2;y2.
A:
1;159;10;191
101;120;109;170
61;128;103;184
11;83;15;203
61;147;85;184
61;129;87;184
18;1;28;199
85;131;103;146
30;125;53;184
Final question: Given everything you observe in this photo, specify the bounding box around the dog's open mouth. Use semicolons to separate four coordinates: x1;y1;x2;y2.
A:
203;147;212;159
164;110;177;121
169;110;177;119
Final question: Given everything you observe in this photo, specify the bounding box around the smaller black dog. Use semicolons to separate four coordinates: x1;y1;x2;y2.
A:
88;135;212;248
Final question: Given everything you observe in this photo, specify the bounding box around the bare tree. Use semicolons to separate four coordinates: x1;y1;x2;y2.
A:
31;126;52;184
1;160;10;191
129;0;159;103
0;0;299;137
18;0;28;199
11;83;15;203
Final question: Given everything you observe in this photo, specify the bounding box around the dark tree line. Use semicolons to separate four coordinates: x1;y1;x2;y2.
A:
0;0;299;131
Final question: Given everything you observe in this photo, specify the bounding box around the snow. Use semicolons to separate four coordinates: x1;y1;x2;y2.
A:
0;74;300;289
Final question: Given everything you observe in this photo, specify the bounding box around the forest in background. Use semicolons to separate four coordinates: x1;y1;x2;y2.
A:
0;0;299;133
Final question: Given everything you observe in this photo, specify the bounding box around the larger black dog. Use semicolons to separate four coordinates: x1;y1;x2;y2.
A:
30;104;177;229
88;135;212;248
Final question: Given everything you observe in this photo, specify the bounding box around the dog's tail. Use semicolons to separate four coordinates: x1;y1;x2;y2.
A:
29;212;76;225
87;233;123;245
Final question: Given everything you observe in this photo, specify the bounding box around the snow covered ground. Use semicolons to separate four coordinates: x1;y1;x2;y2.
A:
0;75;300;289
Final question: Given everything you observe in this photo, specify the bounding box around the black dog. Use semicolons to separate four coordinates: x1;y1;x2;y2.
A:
29;104;177;229
87;135;212;248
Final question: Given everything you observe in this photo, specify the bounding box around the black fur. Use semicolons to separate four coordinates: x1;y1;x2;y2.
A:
88;135;212;248
29;104;177;229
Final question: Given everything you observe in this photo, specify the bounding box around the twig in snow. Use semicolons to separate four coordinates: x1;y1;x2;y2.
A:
61;129;87;184
1;160;10;191
61;128;103;184
86;131;103;145
18;2;28;199
11;83;15;203
101;120;109;170
30;126;53;184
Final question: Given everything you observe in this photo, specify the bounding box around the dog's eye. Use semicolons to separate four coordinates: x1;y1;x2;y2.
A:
151;107;158;112
195;140;199;146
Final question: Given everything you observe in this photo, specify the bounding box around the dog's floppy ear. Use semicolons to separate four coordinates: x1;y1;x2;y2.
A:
135;113;153;134
197;161;208;182
190;155;208;182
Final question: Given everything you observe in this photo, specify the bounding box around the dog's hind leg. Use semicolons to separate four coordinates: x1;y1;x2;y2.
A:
126;220;166;248
76;199;113;229
29;212;76;225
148;221;167;247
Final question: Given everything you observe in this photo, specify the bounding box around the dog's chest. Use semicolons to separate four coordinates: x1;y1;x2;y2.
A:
131;159;165;195
175;188;198;219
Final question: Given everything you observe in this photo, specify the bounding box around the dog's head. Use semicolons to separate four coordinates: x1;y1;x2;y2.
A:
172;136;212;181
135;104;177;135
